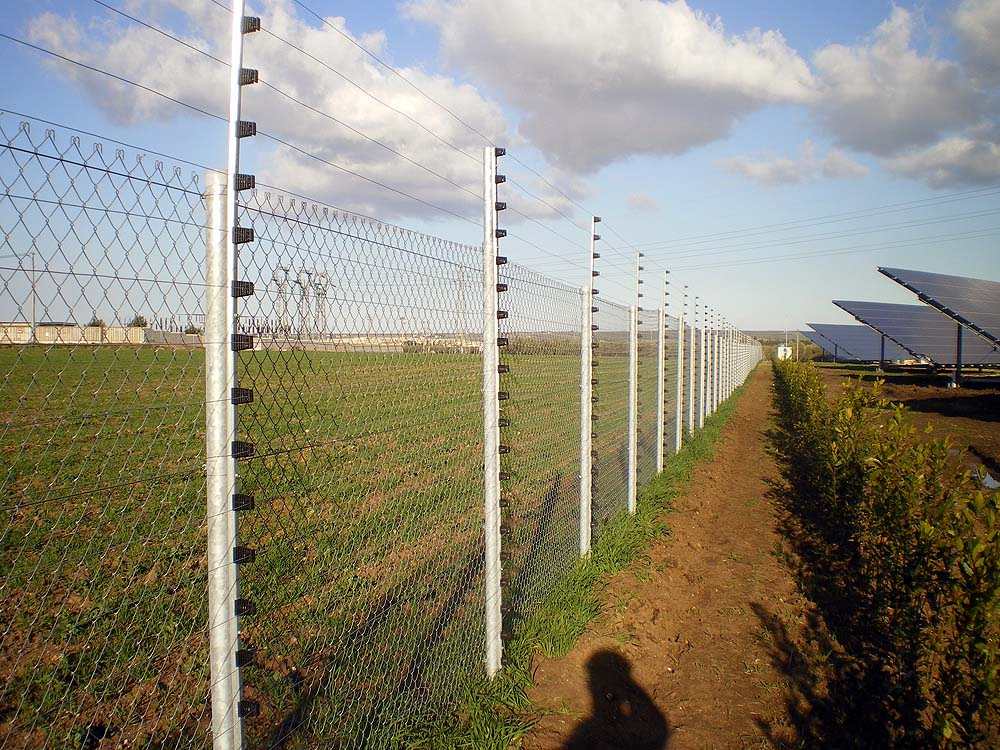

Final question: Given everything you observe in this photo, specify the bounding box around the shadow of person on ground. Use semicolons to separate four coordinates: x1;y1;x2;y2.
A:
565;650;669;750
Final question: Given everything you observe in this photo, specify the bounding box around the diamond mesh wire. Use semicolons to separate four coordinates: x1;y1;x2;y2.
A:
0;116;211;749
591;298;629;542
498;263;582;629
231;189;484;748
636;308;659;487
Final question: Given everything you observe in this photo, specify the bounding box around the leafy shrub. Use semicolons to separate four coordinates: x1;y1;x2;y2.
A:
773;359;1000;749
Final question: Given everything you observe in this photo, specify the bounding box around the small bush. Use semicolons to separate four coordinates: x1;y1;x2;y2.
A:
773;359;1000;749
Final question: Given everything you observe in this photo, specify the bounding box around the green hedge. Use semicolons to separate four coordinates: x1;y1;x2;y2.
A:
772;360;1000;748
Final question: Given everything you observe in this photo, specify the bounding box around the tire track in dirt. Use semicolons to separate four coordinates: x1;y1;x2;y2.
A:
523;364;809;750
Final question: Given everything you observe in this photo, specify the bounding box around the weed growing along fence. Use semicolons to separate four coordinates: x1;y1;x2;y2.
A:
772;360;1000;750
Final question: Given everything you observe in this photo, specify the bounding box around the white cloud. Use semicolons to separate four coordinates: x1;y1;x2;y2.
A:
884;125;1000;187
721;143;867;187
953;0;1000;84
627;192;657;212
404;0;816;172
27;0;509;221
811;6;988;155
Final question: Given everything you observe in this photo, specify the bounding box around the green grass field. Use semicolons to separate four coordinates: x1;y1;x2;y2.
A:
0;343;640;750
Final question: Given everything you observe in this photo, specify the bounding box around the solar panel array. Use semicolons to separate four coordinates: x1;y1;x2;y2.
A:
833;300;1000;366
807;323;911;362
879;266;1000;347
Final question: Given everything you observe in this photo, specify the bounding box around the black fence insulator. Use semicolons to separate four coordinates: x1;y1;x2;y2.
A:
497;337;509;347
499;471;510;481
593;234;601;241
592;306;599;313
233;546;255;565
232;493;255;512
498;364;510;374
494;147;506;157
497;310;508;320
236;120;256;138
495;173;506;184
591;342;598;350
238;699;260;718
500;551;511;562
231;334;254;352
234;173;256;191
496;256;507;265
231;441;254;459
592;270;600;277
495;229;507;239
235;649;255;668
242;16;261;33
231;387;253;405
593;252;600;259
591;378;598;385
231;280;254;298
499;498;509;508
591;396;599;403
592;288;600;295
234;598;256;617
594;216;602;223
499;525;511;535
498;444;511;454
592;324;599;331
592;414;599;421
232;226;254;245
239;68;259;86
496;283;508;292
498;417;510;427
495;201;506;211
498;392;509;401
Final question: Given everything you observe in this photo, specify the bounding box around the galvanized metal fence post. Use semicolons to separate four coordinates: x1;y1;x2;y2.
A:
482;145;504;677
688;296;697;435
655;273;666;473
698;303;707;430
674;283;685;454
579;216;600;556
205;1;259;744
578;286;592;557
205;169;243;750
627;303;638;514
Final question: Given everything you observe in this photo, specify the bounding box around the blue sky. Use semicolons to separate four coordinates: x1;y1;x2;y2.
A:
1;0;997;330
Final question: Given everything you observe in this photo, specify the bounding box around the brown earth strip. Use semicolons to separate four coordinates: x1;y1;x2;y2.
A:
522;364;811;750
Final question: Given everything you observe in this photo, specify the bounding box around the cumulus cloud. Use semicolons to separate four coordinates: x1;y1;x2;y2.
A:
953;0;1000;84
721;143;867;187
404;0;816;172
884;125;1000;187
810;6;988;155
27;0;508;221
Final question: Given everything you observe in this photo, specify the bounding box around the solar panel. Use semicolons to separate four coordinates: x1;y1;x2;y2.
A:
807;323;910;362
832;300;1000;366
879;267;1000;347
801;329;853;361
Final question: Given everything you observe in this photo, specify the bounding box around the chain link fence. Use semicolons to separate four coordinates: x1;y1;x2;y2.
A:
0;116;211;749
232;188;485;748
0;114;763;749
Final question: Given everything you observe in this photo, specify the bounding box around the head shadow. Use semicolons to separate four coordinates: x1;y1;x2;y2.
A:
565;649;669;750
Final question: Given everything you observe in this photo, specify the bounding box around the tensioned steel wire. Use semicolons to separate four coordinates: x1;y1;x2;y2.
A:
636;308;660;488
591;297;630;544
497;262;582;631
0;116;211;749
231;187;485;749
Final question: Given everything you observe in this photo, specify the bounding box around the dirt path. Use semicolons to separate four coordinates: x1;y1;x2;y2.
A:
523;364;809;750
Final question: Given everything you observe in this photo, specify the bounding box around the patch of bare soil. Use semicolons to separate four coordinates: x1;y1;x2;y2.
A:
522;365;814;750
815;365;1000;478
